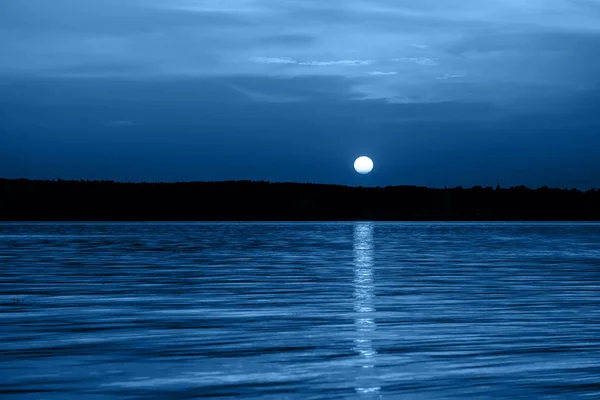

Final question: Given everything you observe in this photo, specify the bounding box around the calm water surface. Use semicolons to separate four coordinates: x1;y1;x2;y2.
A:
1;222;600;399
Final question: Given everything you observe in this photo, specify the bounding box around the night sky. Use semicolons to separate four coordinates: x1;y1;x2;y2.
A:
1;0;599;188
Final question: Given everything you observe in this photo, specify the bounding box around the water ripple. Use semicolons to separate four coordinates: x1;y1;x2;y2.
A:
1;222;600;399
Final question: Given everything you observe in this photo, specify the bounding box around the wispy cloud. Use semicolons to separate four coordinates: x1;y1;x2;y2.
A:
386;96;444;104
385;96;416;104
226;83;302;103
298;60;375;66
368;71;397;76
394;57;438;66
250;57;375;67
436;74;466;80
411;44;429;49
250;57;297;64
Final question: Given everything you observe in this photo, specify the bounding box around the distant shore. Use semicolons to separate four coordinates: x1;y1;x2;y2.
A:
1;178;599;221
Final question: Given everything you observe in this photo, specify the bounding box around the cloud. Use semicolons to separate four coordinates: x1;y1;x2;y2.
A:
1;0;599;104
250;57;297;64
385;96;446;104
249;57;375;68
385;96;419;104
226;83;303;103
368;71;397;76
436;74;467;80
298;60;375;66
394;57;438;66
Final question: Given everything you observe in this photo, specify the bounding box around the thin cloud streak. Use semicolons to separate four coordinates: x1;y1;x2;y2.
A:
368;71;397;76
250;57;297;64
298;60;375;66
394;57;438;66
436;74;467;80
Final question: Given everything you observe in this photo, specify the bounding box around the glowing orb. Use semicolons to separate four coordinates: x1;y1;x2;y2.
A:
354;156;374;175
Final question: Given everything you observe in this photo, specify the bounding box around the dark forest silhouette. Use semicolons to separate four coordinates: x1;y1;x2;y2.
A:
1;178;599;221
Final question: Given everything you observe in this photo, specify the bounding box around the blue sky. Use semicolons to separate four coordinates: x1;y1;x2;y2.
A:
1;0;599;187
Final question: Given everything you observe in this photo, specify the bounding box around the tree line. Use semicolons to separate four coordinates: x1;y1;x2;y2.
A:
1;178;599;221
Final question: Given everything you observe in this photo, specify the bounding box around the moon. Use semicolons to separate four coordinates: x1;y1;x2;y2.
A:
354;156;374;175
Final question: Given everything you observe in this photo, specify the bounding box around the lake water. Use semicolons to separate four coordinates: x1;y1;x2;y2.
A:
1;222;600;399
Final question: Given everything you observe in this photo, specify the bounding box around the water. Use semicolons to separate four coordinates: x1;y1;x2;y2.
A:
1;222;600;399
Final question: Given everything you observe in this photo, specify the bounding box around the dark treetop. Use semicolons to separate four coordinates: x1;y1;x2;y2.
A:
1;179;599;221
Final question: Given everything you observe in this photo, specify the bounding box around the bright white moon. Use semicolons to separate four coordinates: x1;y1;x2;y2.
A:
354;156;374;175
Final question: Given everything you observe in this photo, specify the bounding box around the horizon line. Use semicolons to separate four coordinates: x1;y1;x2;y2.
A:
1;178;595;192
